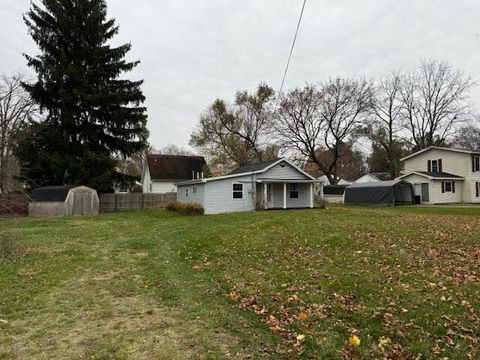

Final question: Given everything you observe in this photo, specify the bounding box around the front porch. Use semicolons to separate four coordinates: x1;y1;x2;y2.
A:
256;179;317;210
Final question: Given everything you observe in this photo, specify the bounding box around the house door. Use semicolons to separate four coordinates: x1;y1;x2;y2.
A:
267;184;274;208
421;183;429;202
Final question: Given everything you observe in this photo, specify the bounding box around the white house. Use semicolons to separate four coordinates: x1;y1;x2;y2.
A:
141;154;206;193
176;158;319;214
399;146;480;204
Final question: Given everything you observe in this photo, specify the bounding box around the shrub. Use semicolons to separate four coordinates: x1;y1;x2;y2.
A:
165;201;204;215
255;200;265;211
315;197;327;209
165;201;181;212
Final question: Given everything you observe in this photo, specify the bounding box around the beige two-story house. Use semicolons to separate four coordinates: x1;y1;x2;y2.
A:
399;146;480;204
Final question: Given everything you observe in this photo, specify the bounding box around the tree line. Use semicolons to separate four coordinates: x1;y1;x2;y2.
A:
191;59;477;183
1;1;478;193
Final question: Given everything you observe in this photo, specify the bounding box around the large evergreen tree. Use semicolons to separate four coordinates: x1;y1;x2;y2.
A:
16;0;148;192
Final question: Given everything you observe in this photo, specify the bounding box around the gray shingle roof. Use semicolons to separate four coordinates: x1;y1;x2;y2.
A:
417;171;463;179
229;159;280;175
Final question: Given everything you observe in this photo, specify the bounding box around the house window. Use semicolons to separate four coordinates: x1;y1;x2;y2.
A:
475;157;480;172
289;183;299;198
193;186;197;194
233;183;243;199
444;181;452;192
185;188;189;197
431;160;438;173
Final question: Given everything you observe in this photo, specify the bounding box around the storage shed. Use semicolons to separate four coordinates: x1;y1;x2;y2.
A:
322;185;348;203
29;185;99;217
344;180;414;206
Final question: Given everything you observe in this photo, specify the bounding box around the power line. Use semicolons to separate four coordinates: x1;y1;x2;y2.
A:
278;0;307;96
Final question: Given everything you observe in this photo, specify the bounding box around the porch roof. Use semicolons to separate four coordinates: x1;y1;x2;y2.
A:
255;178;321;183
400;171;464;181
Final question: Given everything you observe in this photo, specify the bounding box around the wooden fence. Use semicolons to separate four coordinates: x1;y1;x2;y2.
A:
99;193;176;213
0;194;30;217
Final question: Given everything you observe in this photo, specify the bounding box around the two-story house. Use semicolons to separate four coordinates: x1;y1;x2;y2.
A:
399;146;480;204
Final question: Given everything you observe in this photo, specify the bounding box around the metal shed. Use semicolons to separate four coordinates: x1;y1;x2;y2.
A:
29;185;99;217
344;179;414;206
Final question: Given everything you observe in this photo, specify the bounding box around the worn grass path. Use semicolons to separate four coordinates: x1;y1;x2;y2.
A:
0;206;479;359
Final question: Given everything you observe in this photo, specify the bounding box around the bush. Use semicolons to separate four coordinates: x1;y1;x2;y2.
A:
165;201;204;215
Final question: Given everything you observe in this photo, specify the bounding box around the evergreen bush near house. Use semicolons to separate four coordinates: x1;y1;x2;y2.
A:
15;0;148;193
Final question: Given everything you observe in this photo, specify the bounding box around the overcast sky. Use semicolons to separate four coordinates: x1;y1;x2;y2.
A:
1;0;480;152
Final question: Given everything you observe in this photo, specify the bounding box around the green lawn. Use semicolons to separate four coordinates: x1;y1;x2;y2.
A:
0;206;479;359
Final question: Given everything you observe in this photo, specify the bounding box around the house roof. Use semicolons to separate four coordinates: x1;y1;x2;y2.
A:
323;185;348;195
400;171;464;180
229;159;280;175
400;146;480;162
30;186;72;202
177;158;315;185
146;154;206;180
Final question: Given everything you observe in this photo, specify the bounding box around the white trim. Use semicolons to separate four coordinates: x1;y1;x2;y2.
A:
310;183;314;208
400;146;480;162
176;157;315;186
263;183;268;210
283;183;287;209
232;183;244;200
260;158;315;180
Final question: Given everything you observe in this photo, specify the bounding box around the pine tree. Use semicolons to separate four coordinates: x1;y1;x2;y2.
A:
16;0;148;192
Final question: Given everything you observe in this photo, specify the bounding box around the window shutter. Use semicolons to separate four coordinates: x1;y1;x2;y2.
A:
438;159;442;172
473;156;476;172
441;181;445;193
452;182;455;193
427;160;432;172
477;182;479;198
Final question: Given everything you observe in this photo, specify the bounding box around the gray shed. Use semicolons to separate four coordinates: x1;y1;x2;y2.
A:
344;179;414;206
29;185;99;217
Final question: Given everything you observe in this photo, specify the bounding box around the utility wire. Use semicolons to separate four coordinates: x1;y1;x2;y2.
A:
278;0;307;96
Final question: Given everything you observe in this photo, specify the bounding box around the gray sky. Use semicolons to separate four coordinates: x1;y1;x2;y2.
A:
1;0;480;151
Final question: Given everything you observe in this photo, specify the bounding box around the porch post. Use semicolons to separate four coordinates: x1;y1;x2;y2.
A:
263;182;268;209
310;183;314;208
283;183;287;209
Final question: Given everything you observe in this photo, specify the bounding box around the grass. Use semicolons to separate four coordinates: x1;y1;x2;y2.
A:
0;206;479;359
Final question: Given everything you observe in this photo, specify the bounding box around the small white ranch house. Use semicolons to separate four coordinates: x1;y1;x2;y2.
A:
400;146;480;204
142;154;206;193
176;158;319;214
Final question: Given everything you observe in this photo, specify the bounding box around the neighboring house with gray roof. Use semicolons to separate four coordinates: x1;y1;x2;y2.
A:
399;146;480;204
176;158;319;214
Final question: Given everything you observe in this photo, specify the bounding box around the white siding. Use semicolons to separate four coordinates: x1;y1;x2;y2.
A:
286;183;311;208
324;194;344;204
151;182;177;193
401;174;463;204
260;161;310;180
203;175;256;215
403;148;470;176
177;183;205;206
403;148;480;203
429;180;463;204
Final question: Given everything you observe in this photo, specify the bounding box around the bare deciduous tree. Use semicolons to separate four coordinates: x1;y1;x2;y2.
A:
190;83;277;173
364;73;407;178
0;73;36;193
400;60;475;150
276;79;372;184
